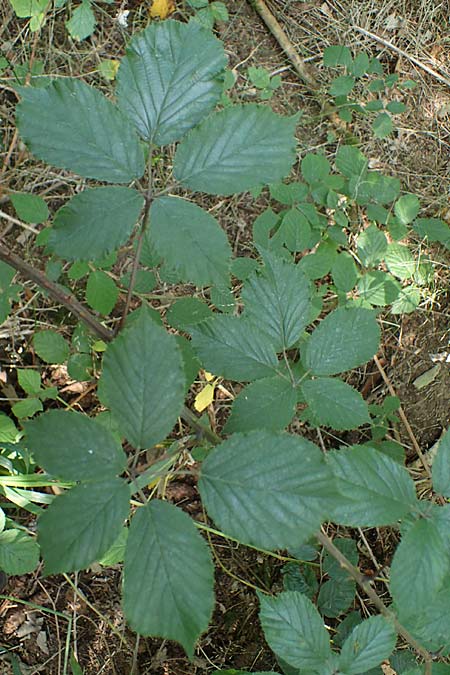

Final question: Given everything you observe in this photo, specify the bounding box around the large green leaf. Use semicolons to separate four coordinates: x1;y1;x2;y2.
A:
149;197;231;286
190;315;278;381
38;478;130;574
328;445;417;526
49;187;144;261
301;377;369;430
224;375;297;434
199;430;336;549
123;500;214;657
390;519;449;619
259;591;331;670
242;251;311;351
432;427;450;497
339;616;397;674
304;308;380;376
402;586;450;653
116;20;226;145
0;529;40;575
25;410;126;481
174;104;297;195
16;79;145;182
99;307;185;449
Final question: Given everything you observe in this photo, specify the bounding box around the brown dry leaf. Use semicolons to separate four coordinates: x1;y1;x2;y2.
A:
149;0;175;19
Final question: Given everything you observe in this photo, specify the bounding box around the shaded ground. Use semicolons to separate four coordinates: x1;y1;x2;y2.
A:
1;0;450;673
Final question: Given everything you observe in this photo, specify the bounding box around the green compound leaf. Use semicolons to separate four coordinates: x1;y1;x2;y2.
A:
317;578;356;618
357;271;401;306
0;529;40;575
432;428;450;497
174;104;297;195
241;251;311;351
384;243;416;279
123;500;214;657
301;377;370;430
339;615;397;674
11;192;49;223
390;519;449;619
304;307;380;377
372;112;393;138
356;224;387;266
149;197;231;286
49;187;144;261
394;194;420;225
199;430;336;549
100;307;185;449
259;591;331;670
33;330;70;364
328;445;417;526
38;478;130;574
166;297;213;330
190;315;278;381
116;20;226;145
66;0;96;41
25;409;126;481
331;252;358;292
17;79;145;183
323;45;353;68
86;270;118;315
335;146;368;179
413;218;450;249
224;375;297;434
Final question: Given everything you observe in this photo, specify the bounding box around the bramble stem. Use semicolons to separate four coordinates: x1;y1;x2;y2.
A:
317;529;433;672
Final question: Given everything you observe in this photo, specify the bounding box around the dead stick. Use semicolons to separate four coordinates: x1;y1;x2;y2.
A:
353;25;450;89
247;0;320;89
374;354;432;479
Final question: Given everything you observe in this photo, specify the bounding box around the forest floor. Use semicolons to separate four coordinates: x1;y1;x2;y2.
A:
0;0;449;673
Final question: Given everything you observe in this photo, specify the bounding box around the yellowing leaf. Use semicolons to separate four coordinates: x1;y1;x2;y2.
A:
204;371;215;382
149;0;175;19
99;59;120;82
194;384;215;412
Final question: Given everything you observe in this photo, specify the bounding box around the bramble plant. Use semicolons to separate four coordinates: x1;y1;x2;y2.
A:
2;16;450;674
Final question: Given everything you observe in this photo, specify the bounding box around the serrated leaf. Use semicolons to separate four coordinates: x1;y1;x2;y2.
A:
358;271;401;306
259;591;331;669
301;153;330;184
224;375;297;433
323;45;353;68
17;368;41;395
0;529;40;575
335;146;368;179
166;297;212;330
317;578;356;618
331;252;358;292
25;409;126;480
302;378;369;430
149;0;175;19
282;562;318;599
10;0;47;17
116;20;226;145
199;430;336;549
372;112;393;138
328;445;417;526
190;315;278;381
123;499;214;657
432;428;450;497
149;197;231;286
390;285;420;314
0;413;18;443
357;225;387;266
49;187;144;261
242;252;310;351
174;104;297;195
329;75;355;96
100;307;185;449
304;307;380;376
11;192;49;223
390;519;449;619
38;478;130;574
17;79;145;182
413;218;450;248
86;270;118;315
384;243;416;279
322;537;358;578
12;397;43;419
339;615;397;674
394;194;420;225
33;330;69;364
66;0;96;41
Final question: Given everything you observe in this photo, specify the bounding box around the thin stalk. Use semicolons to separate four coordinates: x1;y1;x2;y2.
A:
317;529;433;672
